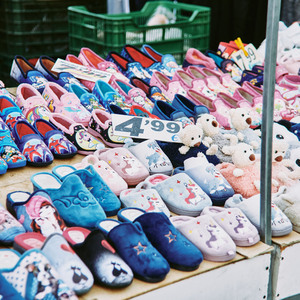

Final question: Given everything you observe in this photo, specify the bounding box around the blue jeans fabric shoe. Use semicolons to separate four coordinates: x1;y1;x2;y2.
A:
118;208;203;271
69;83;104;112
106;51;152;84
35;55;88;92
172;93;210;122
121;44;172;78
141;44;180;76
98;219;170;282
0;117;27;169
0;95;27;130
10;55;48;93
12;120;54;166
92;79;129;111
33;118;77;158
52;164;121;216
30;172;106;229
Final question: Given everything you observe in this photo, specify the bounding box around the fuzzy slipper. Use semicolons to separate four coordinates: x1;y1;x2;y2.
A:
98;219;170;283
118;208;203;271
13;232;94;295
0;248;77;299
63;227;133;288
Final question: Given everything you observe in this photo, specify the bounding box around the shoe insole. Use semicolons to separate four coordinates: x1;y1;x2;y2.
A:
33;173;61;189
119;208;144;222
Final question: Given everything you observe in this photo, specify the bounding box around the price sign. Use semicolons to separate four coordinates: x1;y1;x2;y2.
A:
111;114;183;143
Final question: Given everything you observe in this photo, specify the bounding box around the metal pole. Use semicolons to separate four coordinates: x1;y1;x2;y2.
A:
260;0;281;245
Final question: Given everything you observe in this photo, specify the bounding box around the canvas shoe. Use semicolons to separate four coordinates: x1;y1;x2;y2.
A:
12;120;54;166
88;109;127;147
49;113;104;155
240;70;264;87
15;83;52;123
42;82;91;126
10;55;48;93
121;44;173;78
0;117;27;169
78;47;129;83
92;79;130;112
33;118;77;158
65;54;95;91
106;51;152;83
129;105;161;119
68;83;104;113
150;70;188;101
141;44;181;75
110;78;154;112
35;55;87;91
130;76;171;103
182;48;217;70
0;95;27;130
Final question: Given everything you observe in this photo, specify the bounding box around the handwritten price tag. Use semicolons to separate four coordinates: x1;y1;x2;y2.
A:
111;114;183;143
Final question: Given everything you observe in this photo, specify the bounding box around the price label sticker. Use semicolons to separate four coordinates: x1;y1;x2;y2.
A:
231;50;246;70
111;114;183;143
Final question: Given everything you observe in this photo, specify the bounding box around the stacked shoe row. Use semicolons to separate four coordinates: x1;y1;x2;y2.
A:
0;37;300;298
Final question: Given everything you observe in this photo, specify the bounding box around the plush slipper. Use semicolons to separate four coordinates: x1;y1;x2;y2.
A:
30;172;106;229
6;190;67;237
201;206;260;246
73;155;128;196
98;219;170;283
170;214;236;262
139;173;212;216
119;187;170;217
173;154;234;206
63;227;133;288
95;147;149;186
14;232;46;253
0;248;77;299
0;272;25;300
0;203;25;245
52;164;121;216
118;208;203;271
13;232;94;295
225;193;293;237
124;139;173;175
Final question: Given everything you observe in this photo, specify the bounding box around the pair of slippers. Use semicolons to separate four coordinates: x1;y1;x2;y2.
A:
98;208;203;282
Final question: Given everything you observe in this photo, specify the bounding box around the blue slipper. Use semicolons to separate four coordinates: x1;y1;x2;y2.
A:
172;93;210;122
30;172;106;229
173;154;234;206
52;164;121;216
6;190;67;237
0;203;25;245
98;219;170;282
0;248;77;299
118;207;203;271
0;272;25;300
63;227;134;288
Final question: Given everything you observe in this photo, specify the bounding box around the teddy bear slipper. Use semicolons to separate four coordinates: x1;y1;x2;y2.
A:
6;190;67;237
173;153;234;206
52;164;121;216
0;203;25;245
225;193;293;237
118;207;203;271
0;248;77;299
98;218;170;283
13;232;94;295
73;154;128;196
63;227;134;288
201;206;260;247
138;173;212;216
95;147;149;186
30;172;106;229
170;214;236;262
124;138;173;175
119;187;170;217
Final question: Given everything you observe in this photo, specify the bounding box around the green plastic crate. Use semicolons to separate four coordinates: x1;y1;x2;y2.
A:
68;1;210;63
0;0;106;59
